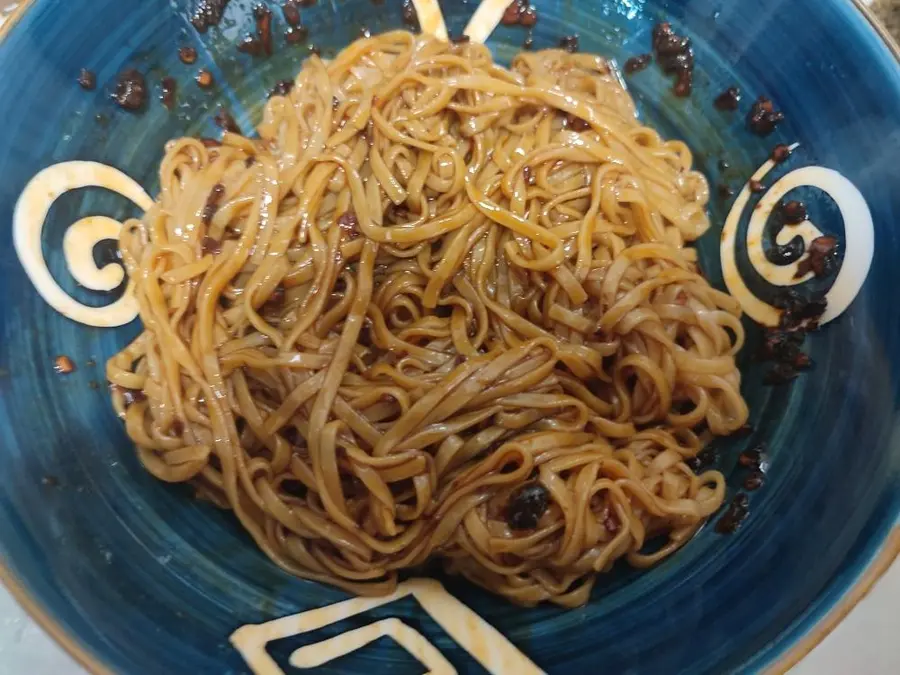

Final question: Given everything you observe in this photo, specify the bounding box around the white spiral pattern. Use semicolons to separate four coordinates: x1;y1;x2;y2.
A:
13;161;151;327
720;147;874;327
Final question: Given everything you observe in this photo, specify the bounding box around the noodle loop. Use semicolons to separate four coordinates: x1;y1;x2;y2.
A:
108;32;747;607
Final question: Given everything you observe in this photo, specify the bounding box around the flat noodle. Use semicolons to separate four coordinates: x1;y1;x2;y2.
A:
108;31;748;607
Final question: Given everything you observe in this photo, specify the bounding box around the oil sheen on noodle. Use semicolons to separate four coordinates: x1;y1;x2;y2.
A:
107;31;749;607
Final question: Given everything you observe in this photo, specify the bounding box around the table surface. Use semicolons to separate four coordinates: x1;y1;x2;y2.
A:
0;0;898;673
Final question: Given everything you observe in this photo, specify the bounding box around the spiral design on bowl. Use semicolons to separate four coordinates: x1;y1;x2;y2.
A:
719;146;874;327
13;161;151;327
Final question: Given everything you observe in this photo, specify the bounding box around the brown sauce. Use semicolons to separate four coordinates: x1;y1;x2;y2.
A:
506;483;549;530
77;69;96;90
112;69;147;111
253;4;274;56
716;493;749;534
179;46;198;65
285;25;308;44
401;0;418;29
559;34;579;53
201;184;226;227
190;0;232;33
771;143;792;163
747;96;784;136
269;79;295;97
213;107;241;134
195;69;215;89
160;77;177;110
54;355;76;374
796;236;839;279
501;1;538;28
652;22;693;97
781;200;807;224
282;1;301;26
624;54;652;75
759;290;827;385
714;86;741;111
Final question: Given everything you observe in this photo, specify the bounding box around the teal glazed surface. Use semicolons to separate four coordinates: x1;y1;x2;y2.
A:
0;0;899;673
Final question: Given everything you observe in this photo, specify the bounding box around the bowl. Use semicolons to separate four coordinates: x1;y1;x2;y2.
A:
0;0;898;673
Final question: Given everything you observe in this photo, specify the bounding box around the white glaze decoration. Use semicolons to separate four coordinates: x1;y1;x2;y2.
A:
464;0;511;43
13;161;152;327
230;578;545;675
412;0;448;41
720;146;874;326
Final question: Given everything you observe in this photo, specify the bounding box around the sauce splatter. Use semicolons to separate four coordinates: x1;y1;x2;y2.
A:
77;69;96;91
254;4;274;56
160;77;177;110
685;445;718;473
501;1;538;28
758;290;827;384
771;143;792;163
506;483;550;530
190;0;232;33
624;54;652;75
652;22;693;97
781;200;807;224
179;46;198;65
559;34;579;53
796;236;840;279
196;69;215;89
269;79;295;97
112;69;147;112
714;86;741;111
765;229;805;265
743;471;765;491
747;96;784;136
201;184;226;227
401;0;419;29
54;355;76;374
738;445;766;469
716;493;749;534
285;25;308;44
214;107;240;134
238;34;263;56
282;1;301;26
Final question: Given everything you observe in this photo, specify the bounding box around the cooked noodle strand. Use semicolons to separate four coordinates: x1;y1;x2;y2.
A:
108;32;747;607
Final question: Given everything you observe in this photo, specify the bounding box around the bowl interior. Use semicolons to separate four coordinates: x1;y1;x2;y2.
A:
0;1;899;673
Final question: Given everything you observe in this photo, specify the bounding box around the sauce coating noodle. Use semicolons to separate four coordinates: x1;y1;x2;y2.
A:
108;32;748;607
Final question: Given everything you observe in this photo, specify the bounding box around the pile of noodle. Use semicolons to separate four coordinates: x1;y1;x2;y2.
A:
107;31;748;607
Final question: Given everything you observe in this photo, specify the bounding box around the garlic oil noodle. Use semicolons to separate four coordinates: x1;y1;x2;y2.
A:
108;31;748;607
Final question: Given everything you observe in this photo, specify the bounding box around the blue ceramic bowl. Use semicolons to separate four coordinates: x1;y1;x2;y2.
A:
0;1;898;673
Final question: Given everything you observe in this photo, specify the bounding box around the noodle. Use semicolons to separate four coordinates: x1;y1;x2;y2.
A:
107;31;748;607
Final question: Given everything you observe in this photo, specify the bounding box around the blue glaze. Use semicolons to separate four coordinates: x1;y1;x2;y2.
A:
0;1;898;673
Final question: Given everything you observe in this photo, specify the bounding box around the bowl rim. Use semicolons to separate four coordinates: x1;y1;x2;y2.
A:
0;0;897;673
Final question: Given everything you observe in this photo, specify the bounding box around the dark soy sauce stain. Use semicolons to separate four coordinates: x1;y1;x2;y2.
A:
747;96;784;136
77;69;96;90
506;483;550;530
160;77;177;109
714;86;741;111
112;69;147;111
